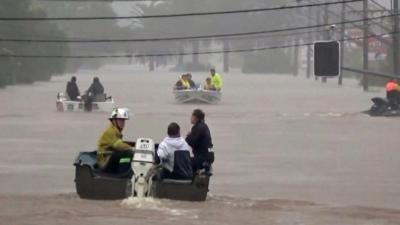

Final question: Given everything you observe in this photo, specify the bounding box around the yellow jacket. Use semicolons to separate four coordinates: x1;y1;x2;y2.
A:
180;77;190;89
211;73;223;90
203;81;215;90
97;123;132;168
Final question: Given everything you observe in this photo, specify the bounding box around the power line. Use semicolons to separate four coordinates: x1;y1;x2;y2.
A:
61;27;349;54
0;28;329;43
308;0;392;45
309;0;392;32
369;0;393;14
0;13;395;43
0;31;393;58
64;22;366;54
0;0;361;21
38;0;166;1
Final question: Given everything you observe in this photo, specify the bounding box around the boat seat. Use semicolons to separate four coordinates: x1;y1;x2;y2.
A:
74;151;132;179
93;94;107;102
74;151;97;168
161;179;192;185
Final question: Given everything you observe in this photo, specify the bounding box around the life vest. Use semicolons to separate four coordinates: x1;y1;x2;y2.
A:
386;81;398;92
203;82;214;90
211;73;223;90
180;77;190;89
97;124;132;168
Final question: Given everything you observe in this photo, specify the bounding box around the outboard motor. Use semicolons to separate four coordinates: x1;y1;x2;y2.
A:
132;138;155;198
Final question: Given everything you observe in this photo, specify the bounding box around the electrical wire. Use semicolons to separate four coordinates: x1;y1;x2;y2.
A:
0;13;395;43
0;31;393;58
37;0;167;1
0;0;362;21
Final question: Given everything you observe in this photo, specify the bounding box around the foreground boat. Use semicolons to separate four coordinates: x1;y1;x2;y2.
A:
174;89;222;104
56;92;115;112
74;138;210;201
364;97;400;117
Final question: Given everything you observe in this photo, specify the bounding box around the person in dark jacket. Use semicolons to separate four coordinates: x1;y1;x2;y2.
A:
84;77;105;111
66;76;80;101
186;109;214;173
87;77;104;96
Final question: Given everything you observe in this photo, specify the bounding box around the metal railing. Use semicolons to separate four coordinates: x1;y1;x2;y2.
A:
342;66;399;79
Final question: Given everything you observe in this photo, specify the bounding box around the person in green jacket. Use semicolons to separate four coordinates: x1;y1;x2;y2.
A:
210;69;223;91
97;108;133;176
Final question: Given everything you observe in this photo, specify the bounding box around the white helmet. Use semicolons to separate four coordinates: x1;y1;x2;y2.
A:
109;108;130;120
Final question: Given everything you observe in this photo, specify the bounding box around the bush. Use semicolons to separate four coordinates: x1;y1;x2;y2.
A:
0;0;75;88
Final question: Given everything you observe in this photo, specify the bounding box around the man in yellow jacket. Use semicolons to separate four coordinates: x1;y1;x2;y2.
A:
210;69;223;91
97;108;133;176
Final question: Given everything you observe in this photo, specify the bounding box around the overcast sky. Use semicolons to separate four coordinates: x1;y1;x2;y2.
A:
377;0;392;7
111;0;394;15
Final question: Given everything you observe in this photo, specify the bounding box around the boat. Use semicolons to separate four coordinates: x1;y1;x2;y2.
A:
364;97;400;117
56;92;115;112
74;138;210;201
173;88;222;104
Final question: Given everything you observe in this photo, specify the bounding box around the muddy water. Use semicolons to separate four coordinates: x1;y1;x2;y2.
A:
1;64;400;224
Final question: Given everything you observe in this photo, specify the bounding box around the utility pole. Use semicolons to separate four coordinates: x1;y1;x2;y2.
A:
306;5;312;79
223;40;229;73
293;38;299;76
178;45;184;66
292;0;302;77
393;0;399;76
339;1;346;85
315;7;321;80
149;57;155;71
322;2;329;83
192;40;199;65
362;0;369;91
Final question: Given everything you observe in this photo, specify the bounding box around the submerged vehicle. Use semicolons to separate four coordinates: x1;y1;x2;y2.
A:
56;92;115;112
365;97;400;117
74;138;210;201
173;88;222;104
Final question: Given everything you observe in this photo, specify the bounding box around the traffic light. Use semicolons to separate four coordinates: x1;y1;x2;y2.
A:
314;41;340;77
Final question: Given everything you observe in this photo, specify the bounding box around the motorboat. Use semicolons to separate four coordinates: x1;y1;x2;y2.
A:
74;138;210;201
56;92;115;112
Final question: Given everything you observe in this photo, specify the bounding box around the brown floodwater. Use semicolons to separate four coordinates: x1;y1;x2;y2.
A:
1;65;399;225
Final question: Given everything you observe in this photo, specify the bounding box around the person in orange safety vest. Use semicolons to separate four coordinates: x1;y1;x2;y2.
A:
386;79;399;107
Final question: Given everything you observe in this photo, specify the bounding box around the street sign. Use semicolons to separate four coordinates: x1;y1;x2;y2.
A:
314;41;340;77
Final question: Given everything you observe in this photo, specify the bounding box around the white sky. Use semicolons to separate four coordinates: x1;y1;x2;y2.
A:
376;0;392;7
111;0;394;14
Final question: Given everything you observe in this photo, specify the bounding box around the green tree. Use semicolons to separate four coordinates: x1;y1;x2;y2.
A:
0;0;71;87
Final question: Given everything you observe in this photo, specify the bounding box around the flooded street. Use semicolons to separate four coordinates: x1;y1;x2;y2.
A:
1;65;400;224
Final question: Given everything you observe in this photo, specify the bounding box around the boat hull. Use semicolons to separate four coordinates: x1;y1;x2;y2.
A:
56;100;115;112
174;90;221;104
150;175;209;201
73;151;210;201
56;93;115;112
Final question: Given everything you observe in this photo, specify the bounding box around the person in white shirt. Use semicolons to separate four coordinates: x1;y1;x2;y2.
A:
157;122;193;180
